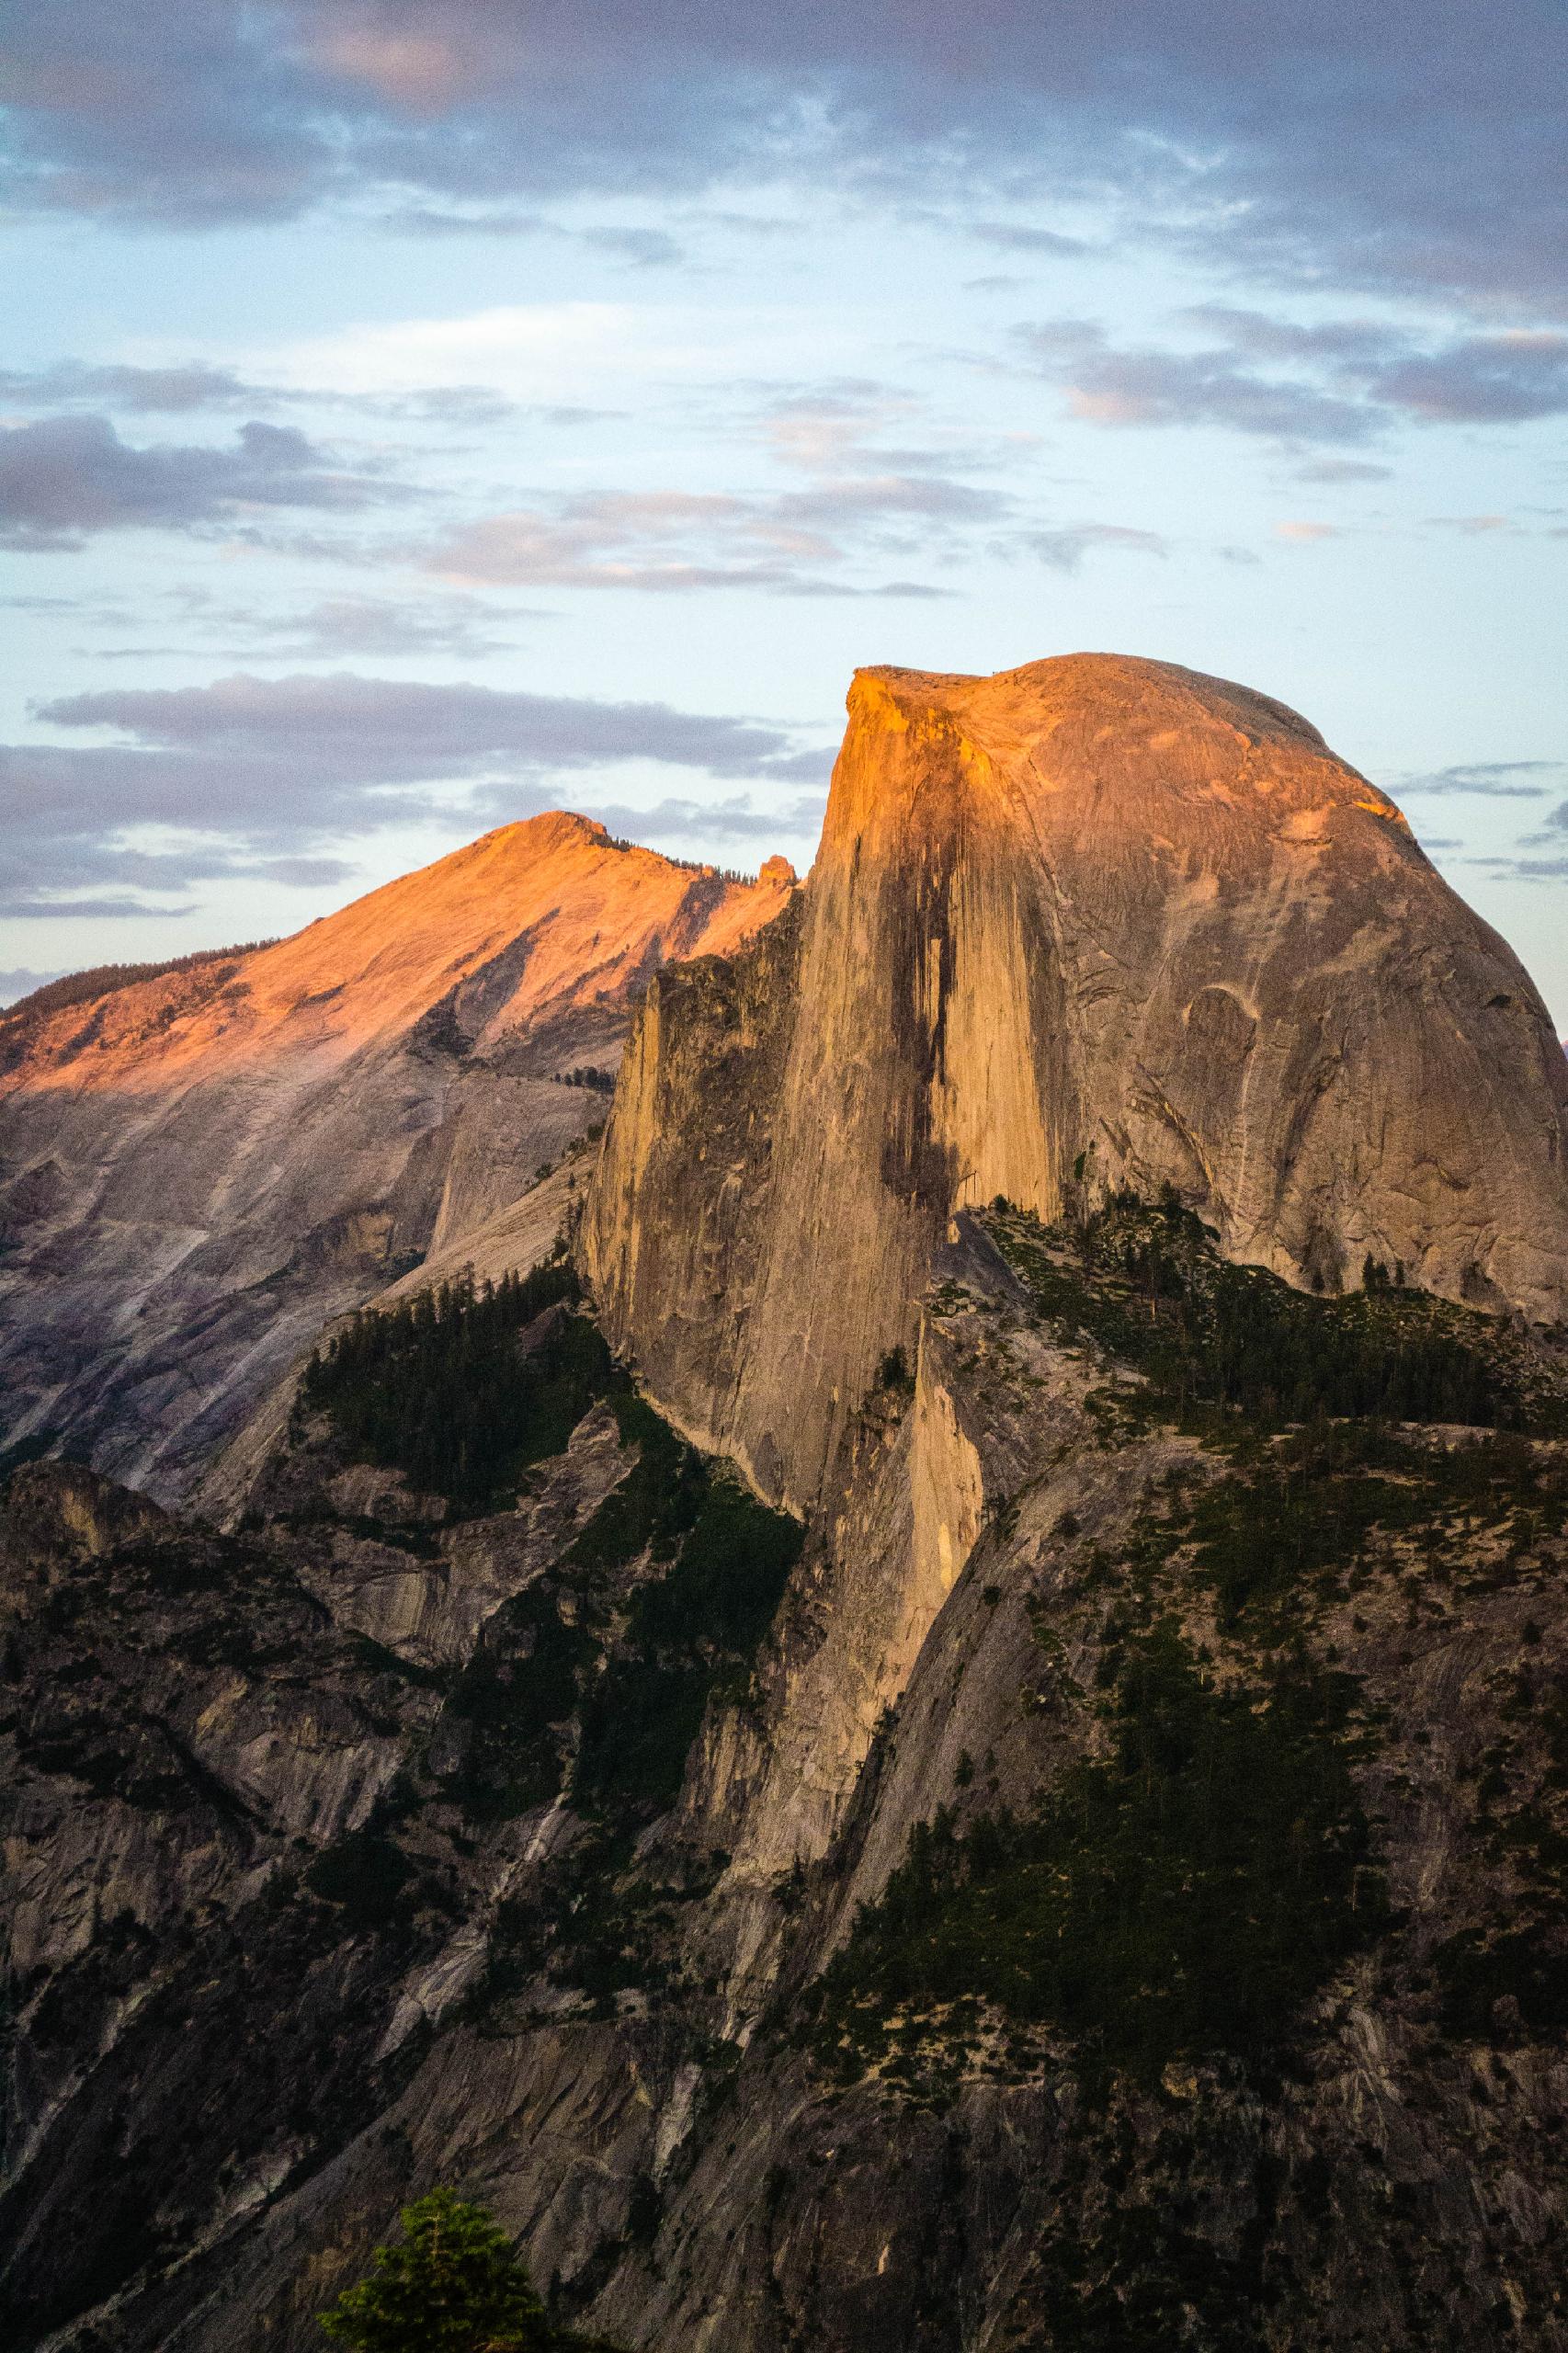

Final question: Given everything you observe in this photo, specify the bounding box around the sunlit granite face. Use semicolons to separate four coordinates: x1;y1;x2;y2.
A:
0;813;795;1497
585;652;1568;1514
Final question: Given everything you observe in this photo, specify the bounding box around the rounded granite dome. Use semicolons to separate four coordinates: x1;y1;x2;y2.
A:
589;648;1568;1513
835;653;1406;851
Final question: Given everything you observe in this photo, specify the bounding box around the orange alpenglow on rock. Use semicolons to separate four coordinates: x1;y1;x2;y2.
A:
0;814;795;1497
584;653;1568;1515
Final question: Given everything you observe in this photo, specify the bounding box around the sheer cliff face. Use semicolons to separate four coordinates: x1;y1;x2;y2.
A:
0;816;793;1498
12;659;1568;2353
585;654;1568;1511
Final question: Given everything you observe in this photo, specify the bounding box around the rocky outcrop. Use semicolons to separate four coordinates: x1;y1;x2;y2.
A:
7;1206;1568;2353
8;650;1568;2353
585;655;1568;1514
0;818;793;1500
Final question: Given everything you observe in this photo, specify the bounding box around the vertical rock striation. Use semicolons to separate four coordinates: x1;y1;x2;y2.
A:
8;654;1568;2353
585;654;1568;1513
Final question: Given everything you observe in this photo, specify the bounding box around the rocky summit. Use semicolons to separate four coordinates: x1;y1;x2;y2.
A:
0;816;795;1501
5;654;1568;2353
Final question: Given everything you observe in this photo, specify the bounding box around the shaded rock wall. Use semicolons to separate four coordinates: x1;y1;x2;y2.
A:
10;1218;1568;2353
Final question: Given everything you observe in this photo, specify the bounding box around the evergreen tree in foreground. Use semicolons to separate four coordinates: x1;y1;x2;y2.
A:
319;2188;617;2353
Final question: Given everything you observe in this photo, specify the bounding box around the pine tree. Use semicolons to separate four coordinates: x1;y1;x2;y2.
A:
318;2188;552;2352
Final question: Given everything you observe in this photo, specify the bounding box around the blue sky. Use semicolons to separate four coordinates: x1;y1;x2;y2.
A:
3;1;1567;1020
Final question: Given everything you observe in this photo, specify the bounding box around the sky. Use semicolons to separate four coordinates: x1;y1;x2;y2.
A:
3;1;1567;1021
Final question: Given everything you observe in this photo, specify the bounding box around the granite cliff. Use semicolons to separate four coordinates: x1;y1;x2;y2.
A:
585;655;1568;1513
0;817;794;1501
5;653;1568;2353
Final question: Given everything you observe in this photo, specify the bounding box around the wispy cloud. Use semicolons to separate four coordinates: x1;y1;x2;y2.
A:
187;593;526;660
1463;853;1568;884
1395;761;1563;801
1019;321;1378;446
1021;523;1168;569
1018;314;1568;448
3;3;1564;323
423;472;1164;595
0;361;267;413
0;966;66;1006
0;415;400;549
421;376;1167;595
0;355;618;436
381;209;685;268
34;672;814;779
3;671;824;915
967;222;1089;259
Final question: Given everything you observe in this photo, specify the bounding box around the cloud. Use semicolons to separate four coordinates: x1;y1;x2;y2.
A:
0;360;553;429
1370;332;1568;424
0;967;66;1006
0;359;640;454
1463;853;1568;883
0;361;266;413
0;415;398;549
1021;524;1168;570
418;463;1012;583
1218;310;1568;426
61;589;529;663
1019;322;1377;445
0;351;1170;601
35;672;811;779
1018;313;1568;449
264;595;521;658
0;890;201;921
0;358;1169;595
426;494;801;592
576;225;685;268
375;206;686;267
3;3;1563;320
2;668;824;915
968;222;1088;258
194;593;525;659
1395;761;1562;800
421;401;1159;593
1423;515;1518;536
1292;457;1392;484
423;479;1106;594
757;386;917;473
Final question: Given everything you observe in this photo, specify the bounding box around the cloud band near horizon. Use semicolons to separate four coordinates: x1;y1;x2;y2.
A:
3;672;828;919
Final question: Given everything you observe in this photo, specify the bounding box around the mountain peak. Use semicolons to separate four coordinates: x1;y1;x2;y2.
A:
588;651;1568;1512
835;652;1403;855
0;812;795;1495
851;650;1327;743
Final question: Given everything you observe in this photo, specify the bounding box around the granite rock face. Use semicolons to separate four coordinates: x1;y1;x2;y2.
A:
7;652;1568;2353
0;816;793;1501
585;654;1568;1512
